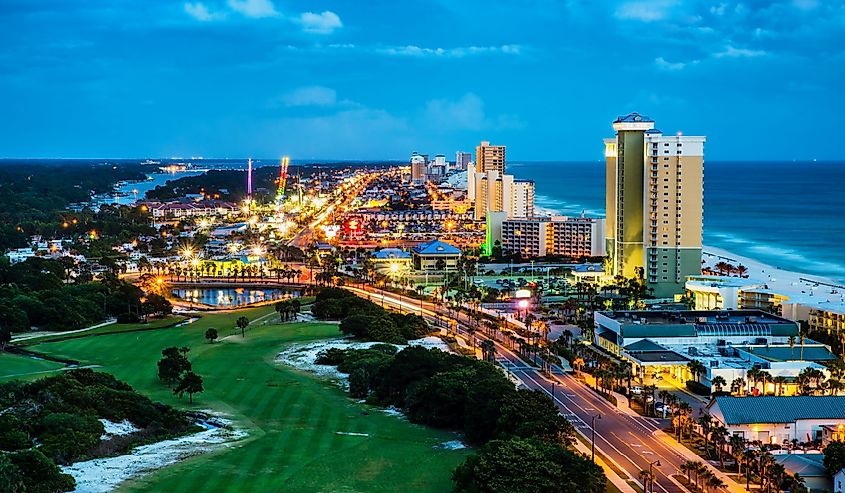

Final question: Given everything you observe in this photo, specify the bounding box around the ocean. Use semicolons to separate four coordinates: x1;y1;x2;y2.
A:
509;161;845;283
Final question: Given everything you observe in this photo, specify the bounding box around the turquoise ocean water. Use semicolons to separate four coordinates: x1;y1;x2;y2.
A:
509;161;845;283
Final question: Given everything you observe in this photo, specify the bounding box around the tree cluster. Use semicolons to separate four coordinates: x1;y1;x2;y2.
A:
313;288;434;344
0;258;153;333
0;369;193;492
315;345;605;492
157;346;204;403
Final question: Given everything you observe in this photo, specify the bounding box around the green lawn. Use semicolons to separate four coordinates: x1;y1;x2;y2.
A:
0;352;66;380
14;315;189;347
18;306;468;493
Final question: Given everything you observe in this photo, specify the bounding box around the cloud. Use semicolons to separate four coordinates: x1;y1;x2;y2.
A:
299;11;342;34
423;93;523;131
654;56;691;71
714;45;767;58
280;86;337;107
378;44;522;58
227;0;278;18
183;2;223;21
615;0;677;21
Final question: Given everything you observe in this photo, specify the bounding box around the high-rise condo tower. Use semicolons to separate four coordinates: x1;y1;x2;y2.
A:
604;113;705;298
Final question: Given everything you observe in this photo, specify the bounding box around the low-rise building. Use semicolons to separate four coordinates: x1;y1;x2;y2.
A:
370;248;412;273
594;310;832;389
496;216;606;258
707;395;845;445
411;240;461;272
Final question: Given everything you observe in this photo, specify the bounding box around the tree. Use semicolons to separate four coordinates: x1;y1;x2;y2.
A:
205;327;218;344
638;469;655;493
452;438;606;493
687;359;706;383
6;449;75;493
495;389;576;447
824;440;845;476
236;316;249;337
157;346;191;387
173;371;204;403
142;293;172;318
0;454;24;493
711;375;727;393
0;327;11;351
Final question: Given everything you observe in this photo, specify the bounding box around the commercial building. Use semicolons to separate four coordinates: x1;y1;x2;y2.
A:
594;309;832;390
475;140;506;174
370;248;412;273
685;275;845;338
605;113;705;298
410;152;427;184
471;170;535;220
455;151;472;171
497;216;606;258
707;396;845;445
411;240;461;272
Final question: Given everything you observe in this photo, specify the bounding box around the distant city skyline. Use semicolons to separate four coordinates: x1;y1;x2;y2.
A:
1;0;844;160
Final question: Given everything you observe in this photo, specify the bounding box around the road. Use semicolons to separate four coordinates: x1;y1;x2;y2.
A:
346;285;705;493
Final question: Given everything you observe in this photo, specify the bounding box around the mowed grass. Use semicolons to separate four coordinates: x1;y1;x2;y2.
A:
23;306;469;493
0;352;65;380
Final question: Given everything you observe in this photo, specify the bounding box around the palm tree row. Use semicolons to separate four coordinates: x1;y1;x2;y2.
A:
679;460;725;492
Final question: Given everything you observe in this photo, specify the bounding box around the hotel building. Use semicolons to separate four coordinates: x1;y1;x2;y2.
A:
605;113;706;298
472;170;535;220
475;140;506;174
499;216;606;258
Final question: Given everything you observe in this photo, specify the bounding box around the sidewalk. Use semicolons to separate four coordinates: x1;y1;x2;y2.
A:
653;429;746;493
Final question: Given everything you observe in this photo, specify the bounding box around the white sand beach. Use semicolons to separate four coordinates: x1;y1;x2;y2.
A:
702;245;845;303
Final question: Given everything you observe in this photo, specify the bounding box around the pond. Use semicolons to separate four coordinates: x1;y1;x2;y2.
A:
171;287;299;307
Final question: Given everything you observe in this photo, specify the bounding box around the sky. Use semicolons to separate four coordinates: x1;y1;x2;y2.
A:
1;0;844;161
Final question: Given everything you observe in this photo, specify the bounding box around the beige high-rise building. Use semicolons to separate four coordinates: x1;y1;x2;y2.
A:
472;170;534;220
475;141;506;174
605;113;705;298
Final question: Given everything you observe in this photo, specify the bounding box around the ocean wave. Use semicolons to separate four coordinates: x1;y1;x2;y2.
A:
706;231;845;282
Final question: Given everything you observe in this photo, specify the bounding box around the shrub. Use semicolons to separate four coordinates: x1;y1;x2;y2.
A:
686;380;711;396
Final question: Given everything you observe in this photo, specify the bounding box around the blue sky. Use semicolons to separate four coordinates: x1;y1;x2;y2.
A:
1;0;844;160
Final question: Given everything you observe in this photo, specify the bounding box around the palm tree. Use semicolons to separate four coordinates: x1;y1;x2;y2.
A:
711;424;729;468
773;375;788;396
699;414;714;452
480;340;496;362
680;460;696;485
731;377;745;396
638;469;655;493
687;359;706;383
707;474;725;492
711;375;727;394
742;448;758;491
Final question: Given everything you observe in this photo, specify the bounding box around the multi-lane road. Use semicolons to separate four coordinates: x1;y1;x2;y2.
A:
346;285;728;493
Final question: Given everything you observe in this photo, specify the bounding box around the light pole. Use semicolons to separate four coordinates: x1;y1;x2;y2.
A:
591;414;602;463
648;460;661;493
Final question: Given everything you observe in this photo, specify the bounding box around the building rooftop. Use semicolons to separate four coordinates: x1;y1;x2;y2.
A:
597;310;799;340
711;396;845;425
773;454;826;478
613;112;654;123
734;345;837;363
372;248;411;260
412;240;461;256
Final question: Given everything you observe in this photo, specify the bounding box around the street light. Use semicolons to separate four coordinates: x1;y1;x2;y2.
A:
591;414;602;463
648;460;661;493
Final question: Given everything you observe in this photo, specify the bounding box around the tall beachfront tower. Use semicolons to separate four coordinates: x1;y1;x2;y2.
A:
604;113;705;298
475;141;506;174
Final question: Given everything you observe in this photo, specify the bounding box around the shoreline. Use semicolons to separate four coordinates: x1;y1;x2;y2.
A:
701;244;845;303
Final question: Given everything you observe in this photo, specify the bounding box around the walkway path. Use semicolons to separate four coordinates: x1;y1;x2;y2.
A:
11;319;116;342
